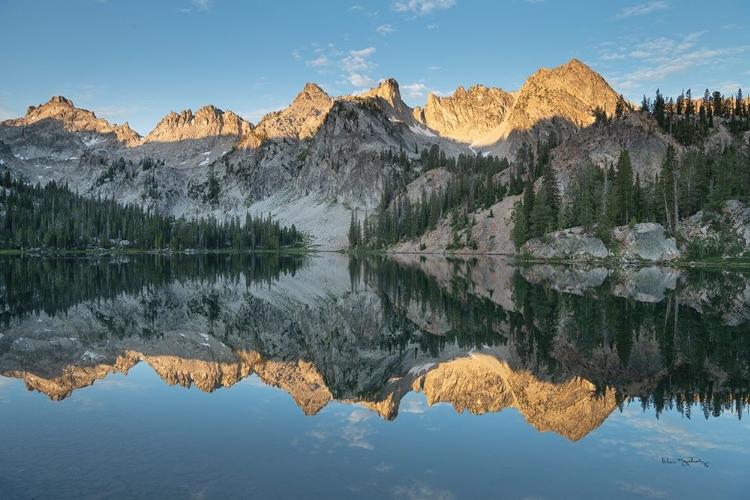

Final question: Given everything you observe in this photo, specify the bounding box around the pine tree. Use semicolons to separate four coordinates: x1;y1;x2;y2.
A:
615;150;634;224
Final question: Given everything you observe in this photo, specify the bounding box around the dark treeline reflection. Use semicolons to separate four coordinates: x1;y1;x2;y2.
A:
349;256;508;357
510;266;750;420
0;253;305;327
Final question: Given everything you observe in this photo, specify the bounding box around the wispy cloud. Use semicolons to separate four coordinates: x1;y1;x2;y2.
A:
339;46;379;89
306;56;331;68
348;73;376;88
393;0;456;16
291;49;301;60
342;47;377;72
376;24;396;35
193;0;210;10
601;53;626;61
605;29;748;96
341;409;375;449
401;83;429;100
615;481;668;499
392;481;456;500
617;1;668;19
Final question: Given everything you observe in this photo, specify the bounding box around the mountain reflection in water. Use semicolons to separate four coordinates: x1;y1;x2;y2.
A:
1;254;748;442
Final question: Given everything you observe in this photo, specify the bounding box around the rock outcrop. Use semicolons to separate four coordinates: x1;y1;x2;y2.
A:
0;96;142;158
419;85;515;143
255;83;333;141
360;78;419;127
613;223;679;261
2;96;142;146
144;105;252;143
521;227;610;259
680;200;750;257
521;223;679;262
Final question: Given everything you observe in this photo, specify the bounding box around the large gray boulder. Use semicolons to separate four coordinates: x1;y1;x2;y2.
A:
521;227;610;259
612;223;679;261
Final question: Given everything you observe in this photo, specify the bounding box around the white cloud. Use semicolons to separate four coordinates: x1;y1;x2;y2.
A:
617;1;668;19
607;29;749;95
427;23;439;29
392;481;456;500
306;56;331;67
341;409;375;450
348;73;376;88
427;65;442;71
192;0;210;10
402;83;428;99
343;48;374;71
615;481;668;499
340;47;378;88
350;47;376;59
347;409;373;424
291;49;300;60
376;24;396;35
393;0;456;16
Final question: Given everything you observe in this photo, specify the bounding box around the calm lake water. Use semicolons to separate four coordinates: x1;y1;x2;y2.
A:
1;254;748;499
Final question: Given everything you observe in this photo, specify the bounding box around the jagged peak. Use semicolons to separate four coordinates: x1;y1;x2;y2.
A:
47;95;75;107
26;95;87;118
363;78;402;106
299;83;330;100
561;57;588;70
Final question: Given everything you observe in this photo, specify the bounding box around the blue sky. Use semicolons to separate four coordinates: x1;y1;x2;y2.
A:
1;0;748;135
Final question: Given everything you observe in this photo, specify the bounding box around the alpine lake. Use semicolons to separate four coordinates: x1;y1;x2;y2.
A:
1;253;748;499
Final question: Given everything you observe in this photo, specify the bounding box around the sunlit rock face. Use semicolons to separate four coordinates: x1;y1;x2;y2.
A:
144;105;252;143
472;59;624;158
0;96;141;161
420;85;515;143
253;83;333;141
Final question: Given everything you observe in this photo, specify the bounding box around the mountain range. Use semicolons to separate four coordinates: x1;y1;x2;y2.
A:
0;58;735;250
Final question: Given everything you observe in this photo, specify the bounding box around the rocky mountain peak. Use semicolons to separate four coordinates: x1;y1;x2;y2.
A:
1;95;142;146
359;77;419;126
298;83;330;102
144;104;252;143
254;82;333;141
363;78;402;107
421;84;515;143
49;95;74;106
472;59;622;158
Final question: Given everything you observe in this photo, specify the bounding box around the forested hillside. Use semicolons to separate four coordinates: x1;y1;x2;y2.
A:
0;174;305;251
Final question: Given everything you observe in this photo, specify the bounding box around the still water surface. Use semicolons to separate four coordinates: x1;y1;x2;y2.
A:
1;254;748;499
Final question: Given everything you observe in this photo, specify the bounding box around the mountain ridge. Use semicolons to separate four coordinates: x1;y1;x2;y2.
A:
0;58;697;251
